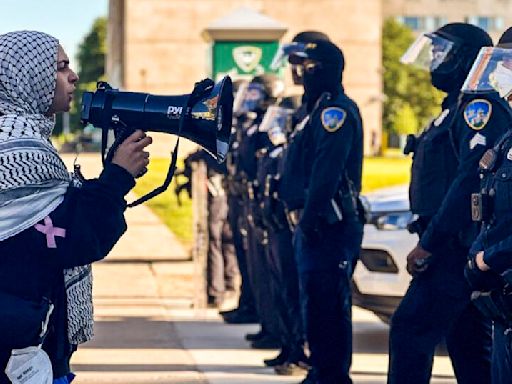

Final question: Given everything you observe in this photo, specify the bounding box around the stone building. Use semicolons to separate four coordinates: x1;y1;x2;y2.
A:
384;0;512;42
107;0;383;156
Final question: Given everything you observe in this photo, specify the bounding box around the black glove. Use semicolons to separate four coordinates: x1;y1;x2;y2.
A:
464;255;504;291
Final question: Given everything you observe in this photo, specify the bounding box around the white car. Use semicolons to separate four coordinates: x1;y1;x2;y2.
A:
352;185;417;323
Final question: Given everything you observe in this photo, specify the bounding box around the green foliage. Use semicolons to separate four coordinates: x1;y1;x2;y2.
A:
382;18;444;134
131;158;193;245
69;17;107;133
394;103;418;135
362;156;411;193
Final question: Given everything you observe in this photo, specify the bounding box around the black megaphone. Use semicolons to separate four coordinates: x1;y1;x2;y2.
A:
80;76;233;206
80;76;233;163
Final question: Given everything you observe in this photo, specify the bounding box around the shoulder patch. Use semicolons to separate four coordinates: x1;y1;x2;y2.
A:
463;99;492;131
321;107;346;132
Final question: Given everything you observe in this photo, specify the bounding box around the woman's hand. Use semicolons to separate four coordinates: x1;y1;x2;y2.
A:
112;130;152;178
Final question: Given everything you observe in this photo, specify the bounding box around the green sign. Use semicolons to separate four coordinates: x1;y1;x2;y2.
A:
212;41;279;81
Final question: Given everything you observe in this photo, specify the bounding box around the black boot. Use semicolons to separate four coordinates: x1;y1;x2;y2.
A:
245;328;266;342
263;347;289;367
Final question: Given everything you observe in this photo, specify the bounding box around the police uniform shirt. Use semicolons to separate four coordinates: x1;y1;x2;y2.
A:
471;131;512;274
299;87;363;234
409;93;460;217
420;92;512;253
278;116;308;211
237;118;268;182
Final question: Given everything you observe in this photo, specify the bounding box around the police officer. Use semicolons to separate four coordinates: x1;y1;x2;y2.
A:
229;75;283;348
261;30;331;374
221;80;259;324
287;40;364;384
462;27;512;384
182;149;238;308
255;102;311;375
388;23;511;384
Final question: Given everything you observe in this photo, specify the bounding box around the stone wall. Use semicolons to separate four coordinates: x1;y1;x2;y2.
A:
109;0;383;156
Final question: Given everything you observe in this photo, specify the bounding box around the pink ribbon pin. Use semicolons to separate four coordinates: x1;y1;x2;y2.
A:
34;216;66;248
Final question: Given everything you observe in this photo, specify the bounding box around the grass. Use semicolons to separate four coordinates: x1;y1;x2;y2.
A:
133;155;412;242
131;158;193;245
362;155;411;193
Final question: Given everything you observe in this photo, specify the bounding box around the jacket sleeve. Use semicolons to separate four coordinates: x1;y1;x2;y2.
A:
55;163;135;268
299;106;355;233
420;104;510;253
482;235;512;273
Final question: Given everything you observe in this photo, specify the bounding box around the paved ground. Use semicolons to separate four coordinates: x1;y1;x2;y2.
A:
61;153;457;384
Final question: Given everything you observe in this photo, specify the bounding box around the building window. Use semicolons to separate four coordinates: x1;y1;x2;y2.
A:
425;16;448;30
465;16;504;31
397;16;425;31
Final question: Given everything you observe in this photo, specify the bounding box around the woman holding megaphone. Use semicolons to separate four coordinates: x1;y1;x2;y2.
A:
0;30;151;384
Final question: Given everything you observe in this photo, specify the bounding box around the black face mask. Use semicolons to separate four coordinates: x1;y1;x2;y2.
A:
430;46;472;93
303;64;341;107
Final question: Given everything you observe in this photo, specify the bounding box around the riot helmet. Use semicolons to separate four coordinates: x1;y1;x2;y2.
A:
462;27;512;100
259;105;293;146
288;40;344;105
401;23;492;92
232;74;284;116
271;30;330;85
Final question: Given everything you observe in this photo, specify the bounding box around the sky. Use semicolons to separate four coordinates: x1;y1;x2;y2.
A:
0;0;108;66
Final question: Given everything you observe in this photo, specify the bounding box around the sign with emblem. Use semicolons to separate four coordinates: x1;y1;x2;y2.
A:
233;46;262;72
464;99;492;131
321;107;346;132
212;41;279;81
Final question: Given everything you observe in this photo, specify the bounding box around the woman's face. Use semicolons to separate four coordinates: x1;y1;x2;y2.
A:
47;45;78;115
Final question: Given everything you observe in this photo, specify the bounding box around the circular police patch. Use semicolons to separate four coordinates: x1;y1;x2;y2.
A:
463;99;492;131
321;107;346;132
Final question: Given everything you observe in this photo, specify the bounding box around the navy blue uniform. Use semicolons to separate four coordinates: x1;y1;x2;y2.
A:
292;88;364;384
468;124;512;384
389;93;511;384
225;117;257;316
238;117;281;341
187;150;238;306
258;142;306;364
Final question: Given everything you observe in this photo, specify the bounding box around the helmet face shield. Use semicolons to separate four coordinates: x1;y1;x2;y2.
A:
462;47;512;98
270;42;307;70
259;106;293;146
232;82;266;115
400;33;455;72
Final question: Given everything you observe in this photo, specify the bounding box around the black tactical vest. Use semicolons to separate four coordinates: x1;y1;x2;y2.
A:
409;98;460;217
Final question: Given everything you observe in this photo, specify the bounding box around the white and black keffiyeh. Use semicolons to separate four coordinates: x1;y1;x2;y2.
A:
0;31;93;345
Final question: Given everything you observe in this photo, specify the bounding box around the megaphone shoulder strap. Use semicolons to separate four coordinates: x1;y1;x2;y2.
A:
127;79;215;207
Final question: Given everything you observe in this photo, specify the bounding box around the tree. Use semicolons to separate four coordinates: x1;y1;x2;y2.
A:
67;17;107;133
394;102;418;135
382;18;443;135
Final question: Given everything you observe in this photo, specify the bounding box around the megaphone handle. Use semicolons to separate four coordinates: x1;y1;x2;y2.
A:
126;78;215;208
104;123;135;164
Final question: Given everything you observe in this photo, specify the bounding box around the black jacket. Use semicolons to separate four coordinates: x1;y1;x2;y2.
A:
0;163;134;381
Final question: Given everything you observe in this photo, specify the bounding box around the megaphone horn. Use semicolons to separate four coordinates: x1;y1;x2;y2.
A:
81;76;233;163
